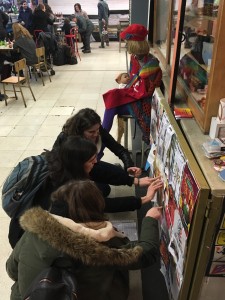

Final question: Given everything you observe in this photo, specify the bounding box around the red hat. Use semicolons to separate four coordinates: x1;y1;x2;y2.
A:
120;24;148;41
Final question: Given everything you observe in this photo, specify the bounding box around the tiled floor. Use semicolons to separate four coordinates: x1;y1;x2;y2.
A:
0;41;142;299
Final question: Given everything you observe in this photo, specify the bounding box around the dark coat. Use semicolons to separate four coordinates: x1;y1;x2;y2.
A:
18;6;33;31
6;207;159;300
62;22;71;35
98;0;110;22
53;126;135;170
0;10;9;40
32;9;53;33
76;15;94;34
13;36;38;65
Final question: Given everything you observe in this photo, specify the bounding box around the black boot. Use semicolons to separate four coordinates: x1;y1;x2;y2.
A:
99;37;105;48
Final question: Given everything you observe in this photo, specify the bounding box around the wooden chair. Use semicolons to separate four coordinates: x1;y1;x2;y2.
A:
32;46;52;86
1;58;36;108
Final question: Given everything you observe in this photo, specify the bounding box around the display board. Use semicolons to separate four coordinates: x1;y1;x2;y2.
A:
148;90;210;300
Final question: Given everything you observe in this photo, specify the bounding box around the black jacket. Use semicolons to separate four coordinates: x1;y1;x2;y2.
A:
32;9;53;33
18;6;33;31
100;126;134;169
53;126;134;170
53;129;135;188
0;10;9;40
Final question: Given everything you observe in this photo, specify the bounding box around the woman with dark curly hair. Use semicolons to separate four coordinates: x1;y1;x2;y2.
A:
8;136;163;248
53;108;155;197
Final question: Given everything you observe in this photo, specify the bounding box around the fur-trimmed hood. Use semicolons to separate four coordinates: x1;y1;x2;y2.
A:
20;207;143;266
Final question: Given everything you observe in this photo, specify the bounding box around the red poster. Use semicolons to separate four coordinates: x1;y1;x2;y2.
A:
179;164;200;235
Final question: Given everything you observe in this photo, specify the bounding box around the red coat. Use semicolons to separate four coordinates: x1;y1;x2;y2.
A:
103;54;162;109
103;79;148;109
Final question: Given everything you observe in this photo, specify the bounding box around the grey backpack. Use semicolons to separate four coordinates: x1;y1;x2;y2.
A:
2;154;48;218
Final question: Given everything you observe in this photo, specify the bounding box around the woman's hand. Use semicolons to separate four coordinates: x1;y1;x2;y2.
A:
141;178;164;204
134;175;161;187
127;167;142;177
146;206;163;220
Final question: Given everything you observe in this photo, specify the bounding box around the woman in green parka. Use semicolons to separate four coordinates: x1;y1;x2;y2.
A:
6;180;162;300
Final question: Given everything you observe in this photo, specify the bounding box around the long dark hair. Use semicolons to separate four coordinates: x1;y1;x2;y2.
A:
35;3;45;11
74;3;81;12
62;108;101;136
51;180;106;223
44;4;53;16
46;136;97;186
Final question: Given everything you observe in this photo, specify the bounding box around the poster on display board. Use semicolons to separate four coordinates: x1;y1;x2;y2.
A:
149;92;200;300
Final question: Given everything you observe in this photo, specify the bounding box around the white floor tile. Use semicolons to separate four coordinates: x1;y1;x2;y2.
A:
55;97;79;107
0;137;32;150
42;115;69;126
48;106;74;116
0;115;23;126
8;125;40;137
33;99;58;107
16;115;47;126
0;126;13;136
36;125;62;137
25;106;52;116
0;150;24;167
26;136;57;151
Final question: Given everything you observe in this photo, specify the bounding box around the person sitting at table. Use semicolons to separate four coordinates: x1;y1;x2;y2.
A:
11;23;37;66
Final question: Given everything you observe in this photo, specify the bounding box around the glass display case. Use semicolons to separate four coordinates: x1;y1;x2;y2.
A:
154;0;172;67
154;0;225;133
